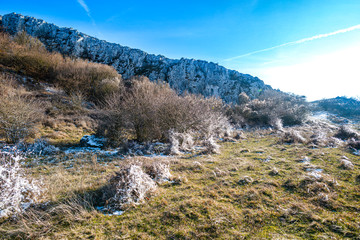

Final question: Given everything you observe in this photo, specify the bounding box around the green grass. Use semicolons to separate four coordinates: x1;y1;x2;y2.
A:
1;131;359;239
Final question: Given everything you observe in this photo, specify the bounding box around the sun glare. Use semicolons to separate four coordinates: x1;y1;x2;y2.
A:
256;45;360;101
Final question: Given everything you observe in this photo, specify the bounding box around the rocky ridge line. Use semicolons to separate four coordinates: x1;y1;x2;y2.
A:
1;13;271;103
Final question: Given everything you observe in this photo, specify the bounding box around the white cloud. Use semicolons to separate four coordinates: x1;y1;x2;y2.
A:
225;24;360;61
77;0;91;17
251;45;360;101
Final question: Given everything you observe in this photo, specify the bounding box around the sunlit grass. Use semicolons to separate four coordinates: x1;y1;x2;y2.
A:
1;132;359;239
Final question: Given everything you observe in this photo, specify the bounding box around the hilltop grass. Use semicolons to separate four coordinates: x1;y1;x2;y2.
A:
1;131;359;239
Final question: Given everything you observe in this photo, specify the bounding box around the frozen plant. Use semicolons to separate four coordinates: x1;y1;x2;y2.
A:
144;161;172;183
270;117;283;131
203;136;220;154
0;151;42;218
108;164;157;209
179;132;195;152
169;131;181;155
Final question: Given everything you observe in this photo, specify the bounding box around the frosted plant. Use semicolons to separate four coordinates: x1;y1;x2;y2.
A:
169;131;181;155
109;164;156;209
168;131;195;154
180;132;195;152
0;151;42;218
144;161;172;183
203;136;220;154
270;117;283;131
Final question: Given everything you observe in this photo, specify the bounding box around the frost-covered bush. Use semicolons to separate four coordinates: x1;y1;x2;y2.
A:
143;160;172;183
106;159;172;210
0;151;42;218
168;131;196;155
203;136;220;154
17;138;59;156
108;164;157;209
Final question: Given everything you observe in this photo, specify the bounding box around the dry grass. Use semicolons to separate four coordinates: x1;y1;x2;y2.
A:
0;74;43;143
0;130;359;239
0;32;121;102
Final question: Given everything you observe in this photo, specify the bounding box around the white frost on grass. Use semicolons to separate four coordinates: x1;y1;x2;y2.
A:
64;147;118;156
0;151;42;218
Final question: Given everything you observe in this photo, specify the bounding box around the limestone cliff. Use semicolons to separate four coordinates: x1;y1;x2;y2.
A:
1;13;271;103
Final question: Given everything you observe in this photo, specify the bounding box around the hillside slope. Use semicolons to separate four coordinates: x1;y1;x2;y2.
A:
312;97;360;121
0;13;271;103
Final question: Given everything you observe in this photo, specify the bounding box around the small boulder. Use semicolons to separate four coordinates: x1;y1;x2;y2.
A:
269;168;279;176
238;176;253;185
339;159;354;170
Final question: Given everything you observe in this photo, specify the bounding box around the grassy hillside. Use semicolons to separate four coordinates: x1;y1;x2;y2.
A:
0;31;359;240
1;131;359;239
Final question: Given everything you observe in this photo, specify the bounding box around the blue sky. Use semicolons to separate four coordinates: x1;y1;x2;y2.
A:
1;0;360;100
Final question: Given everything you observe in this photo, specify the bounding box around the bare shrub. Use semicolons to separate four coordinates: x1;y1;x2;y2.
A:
0;151;42;218
334;125;360;140
348;138;360;149
13;31;45;52
99;77;231;145
0;94;43;143
107;164;157;209
228;90;309;128
55;58;121;101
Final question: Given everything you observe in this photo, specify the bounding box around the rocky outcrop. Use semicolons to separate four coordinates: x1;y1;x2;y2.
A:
1;13;271;103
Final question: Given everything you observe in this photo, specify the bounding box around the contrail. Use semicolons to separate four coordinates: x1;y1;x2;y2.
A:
76;0;99;32
224;24;360;62
77;0;91;18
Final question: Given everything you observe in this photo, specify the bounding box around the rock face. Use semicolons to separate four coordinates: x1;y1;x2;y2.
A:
0;13;271;103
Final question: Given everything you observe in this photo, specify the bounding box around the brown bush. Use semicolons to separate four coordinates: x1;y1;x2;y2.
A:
228;90;309;128
98;77;230;143
0;32;122;102
0;94;43;143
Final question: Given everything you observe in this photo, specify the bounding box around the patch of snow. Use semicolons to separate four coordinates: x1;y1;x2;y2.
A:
107;210;124;216
96;206;124;216
307;171;322;179
80;135;106;148
44;87;64;94
64;147;118;156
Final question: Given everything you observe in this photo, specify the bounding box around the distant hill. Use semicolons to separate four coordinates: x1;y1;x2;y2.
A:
312;96;360;119
0;13;271;103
